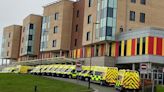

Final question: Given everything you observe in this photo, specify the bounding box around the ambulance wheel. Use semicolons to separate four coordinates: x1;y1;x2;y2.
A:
85;77;89;81
100;81;105;86
69;75;72;79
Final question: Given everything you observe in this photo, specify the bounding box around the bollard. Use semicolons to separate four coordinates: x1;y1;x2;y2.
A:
34;85;37;92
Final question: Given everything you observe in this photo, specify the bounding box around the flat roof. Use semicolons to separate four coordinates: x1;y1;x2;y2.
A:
43;0;76;8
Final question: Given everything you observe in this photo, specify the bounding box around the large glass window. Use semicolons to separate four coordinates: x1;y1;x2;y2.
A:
88;15;92;24
107;7;113;17
27;46;32;52
28;35;33;40
86;32;90;41
130;11;135;21
140;13;145;23
106;27;112;36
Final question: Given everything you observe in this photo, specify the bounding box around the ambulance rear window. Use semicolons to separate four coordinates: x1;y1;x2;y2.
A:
95;71;103;75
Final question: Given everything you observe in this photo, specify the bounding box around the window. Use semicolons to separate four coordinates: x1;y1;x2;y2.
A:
74;39;77;46
131;0;136;3
7;51;9;56
54;26;58;33
28;35;33;40
86;32;90;41
130;11;135;21
141;0;146;5
140;13;145;23
21;48;23;53
23;27;25;32
29;24;34;29
8;42;10;47
76;10;79;18
22;37;24;43
88;15;92;24
106;27;112;36
120;27;124;32
88;0;92;7
9;33;11;38
107;7;113;17
27;46;32;52
54;12;59;20
52;40;56;47
75;24;78;32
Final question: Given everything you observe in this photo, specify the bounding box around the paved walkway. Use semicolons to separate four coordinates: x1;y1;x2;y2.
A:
45;76;116;92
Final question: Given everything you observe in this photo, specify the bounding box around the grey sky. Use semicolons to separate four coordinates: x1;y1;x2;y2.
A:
0;0;58;65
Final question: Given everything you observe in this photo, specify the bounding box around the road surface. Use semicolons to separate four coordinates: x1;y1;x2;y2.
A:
45;76;116;92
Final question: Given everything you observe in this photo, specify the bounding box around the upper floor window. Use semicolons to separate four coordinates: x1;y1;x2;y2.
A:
76;10;79;18
86;32;90;41
130;11;135;21
88;0;92;7
131;0;136;3
140;13;145;23
54;12;59;20
27;46;32;52
88;15;92;24
7;51;9;56
74;39;77;46
107;7;113;17
106;27;112;36
9;33;11;38
54;26;58;33
52;40;56;47
21;48;23;54
28;35;33;40
141;0;146;5
8;42;10;47
29;23;34;29
75;24;79;32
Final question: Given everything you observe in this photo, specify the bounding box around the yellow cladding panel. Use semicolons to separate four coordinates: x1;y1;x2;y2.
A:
86;47;91;57
154;37;157;55
121;40;125;56
126;39;132;56
111;43;116;56
145;37;149;54
77;49;80;58
162;39;164;56
73;50;76;58
139;38;143;55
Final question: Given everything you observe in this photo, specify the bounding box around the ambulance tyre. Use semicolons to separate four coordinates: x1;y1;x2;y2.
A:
69;75;72;79
100;81;105;86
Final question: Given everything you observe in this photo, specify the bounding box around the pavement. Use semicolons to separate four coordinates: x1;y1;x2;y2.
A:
45;76;116;92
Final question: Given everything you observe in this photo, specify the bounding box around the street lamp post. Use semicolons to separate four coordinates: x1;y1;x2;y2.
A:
88;22;100;89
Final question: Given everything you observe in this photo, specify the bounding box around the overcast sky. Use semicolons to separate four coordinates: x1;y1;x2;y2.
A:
0;0;60;65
